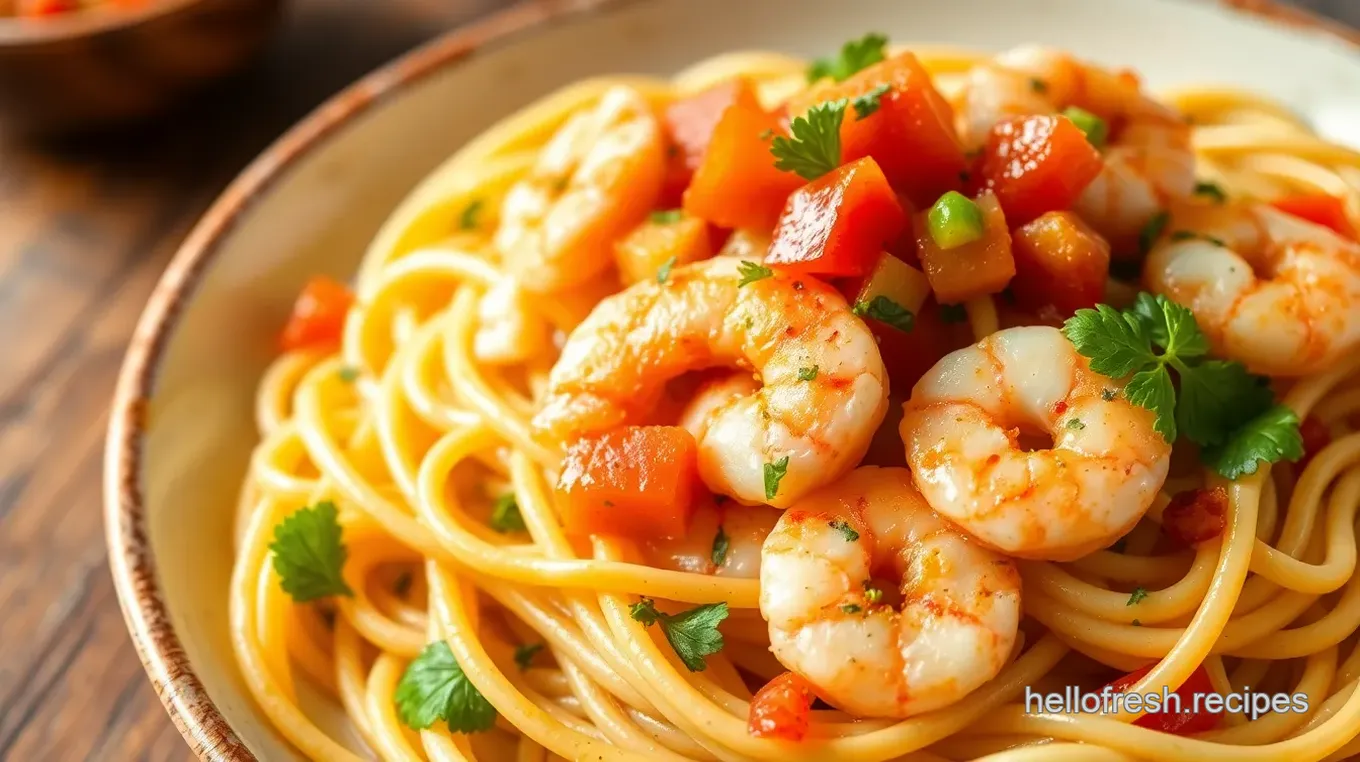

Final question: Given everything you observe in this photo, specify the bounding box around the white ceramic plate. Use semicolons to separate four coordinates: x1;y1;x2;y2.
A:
105;0;1360;758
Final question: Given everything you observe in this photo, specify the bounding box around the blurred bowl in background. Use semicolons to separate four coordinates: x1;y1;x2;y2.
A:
0;0;282;135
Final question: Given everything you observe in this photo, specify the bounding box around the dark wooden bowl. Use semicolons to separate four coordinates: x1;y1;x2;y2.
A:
0;0;282;134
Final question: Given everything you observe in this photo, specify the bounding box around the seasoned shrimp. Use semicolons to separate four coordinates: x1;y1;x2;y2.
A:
473;279;553;365
960;46;1195;249
644;496;781;578
494;86;665;293
901;325;1171;561
533;257;889;508
760;466;1021;718
1145;202;1360;376
677;371;761;443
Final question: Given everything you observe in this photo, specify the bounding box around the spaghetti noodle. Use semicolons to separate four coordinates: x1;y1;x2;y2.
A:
230;42;1360;761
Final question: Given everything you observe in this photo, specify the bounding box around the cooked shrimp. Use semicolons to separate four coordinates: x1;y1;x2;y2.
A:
533;257;888;508
1145;202;1360;376
473;278;553;365
494;86;665;293
901;325;1171;561
677;371;761;443
960;45;1195;249
644;496;781;578
760;466;1022;718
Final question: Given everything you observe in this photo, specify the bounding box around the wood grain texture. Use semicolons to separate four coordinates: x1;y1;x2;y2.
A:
0;2;501;760
0;0;1352;760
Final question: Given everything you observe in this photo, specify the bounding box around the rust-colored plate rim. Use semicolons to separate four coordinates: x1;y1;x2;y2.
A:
103;0;1355;760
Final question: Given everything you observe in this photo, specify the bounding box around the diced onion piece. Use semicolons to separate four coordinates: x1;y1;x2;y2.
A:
851;252;932;322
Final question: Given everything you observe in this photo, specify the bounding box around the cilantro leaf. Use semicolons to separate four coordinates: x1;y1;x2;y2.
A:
770;100;846;180
737;260;774;287
1064;292;1301;477
1129;292;1208;359
459;199;483;231
1177;360;1274;447
797;365;819;381
1139;211;1169;254
853;295;914;332
1170;230;1226;247
1193;181;1227;203
939;303;969;323
656;255;677;285
764;456;790;500
1063;304;1156;378
628;598;661;626
270;502;353;602
513;643;543;671
1204;405;1304;480
650;209;683;224
1127;587;1148;606
657;603;729;672
829;519;860;542
629;598;729;671
1125;366;1177;441
490;493;526;533
851;83;891;119
807;33;888;83
395;641;496;733
711;526;729;567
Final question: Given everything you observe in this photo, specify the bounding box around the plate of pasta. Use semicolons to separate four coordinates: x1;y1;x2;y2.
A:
105;0;1360;760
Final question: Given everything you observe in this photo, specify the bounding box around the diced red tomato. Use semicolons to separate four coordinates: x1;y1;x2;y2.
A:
683;98;805;232
661;78;759;206
785;52;967;208
279;275;354;352
1298;415;1332;470
554;426;699;540
614;214;714;285
747;671;815;741
765;158;906;278
978;114;1103;226
1161;486;1228;547
915;191;1016;304
1106;664;1222;735
1010;211;1111;317
1271;193;1355;239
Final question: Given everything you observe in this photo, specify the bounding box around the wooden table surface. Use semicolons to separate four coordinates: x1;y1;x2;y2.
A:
0;1;1354;760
